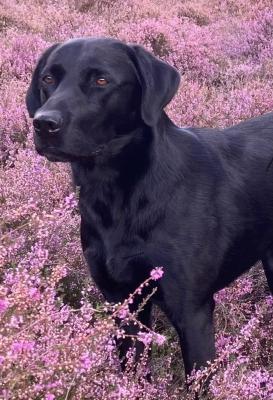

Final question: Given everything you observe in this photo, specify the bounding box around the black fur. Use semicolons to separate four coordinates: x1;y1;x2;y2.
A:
26;37;273;377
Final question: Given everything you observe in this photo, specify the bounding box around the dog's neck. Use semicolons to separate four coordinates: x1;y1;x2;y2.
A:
70;124;152;189
70;112;180;197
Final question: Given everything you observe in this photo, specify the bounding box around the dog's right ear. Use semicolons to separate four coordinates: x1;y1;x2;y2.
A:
26;43;60;118
128;45;180;127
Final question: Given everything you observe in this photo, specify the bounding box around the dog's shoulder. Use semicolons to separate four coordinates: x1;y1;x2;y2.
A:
225;111;273;137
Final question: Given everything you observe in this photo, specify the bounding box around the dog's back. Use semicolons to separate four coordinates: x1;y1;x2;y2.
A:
165;113;273;290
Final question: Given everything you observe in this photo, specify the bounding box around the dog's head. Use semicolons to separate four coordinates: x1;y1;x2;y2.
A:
26;38;180;162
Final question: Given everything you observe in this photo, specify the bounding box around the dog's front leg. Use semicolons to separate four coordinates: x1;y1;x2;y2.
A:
116;299;152;373
262;247;273;294
163;291;216;379
84;245;153;373
106;251;154;372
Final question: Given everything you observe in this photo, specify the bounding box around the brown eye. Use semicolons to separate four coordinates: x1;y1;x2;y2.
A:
96;78;108;86
42;75;55;85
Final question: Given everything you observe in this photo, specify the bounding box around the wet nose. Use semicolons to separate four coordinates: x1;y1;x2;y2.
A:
33;111;63;133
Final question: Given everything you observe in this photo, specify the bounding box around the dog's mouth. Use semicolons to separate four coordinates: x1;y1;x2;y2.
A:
36;146;105;162
36;147;74;162
35;132;136;163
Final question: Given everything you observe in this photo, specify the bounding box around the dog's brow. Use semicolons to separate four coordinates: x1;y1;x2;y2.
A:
48;64;66;78
81;66;110;78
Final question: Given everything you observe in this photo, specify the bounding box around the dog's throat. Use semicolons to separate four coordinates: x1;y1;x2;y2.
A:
91;145;105;156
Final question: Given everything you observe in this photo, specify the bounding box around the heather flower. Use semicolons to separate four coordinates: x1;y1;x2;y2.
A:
138;332;153;346
45;394;55;400
11;340;35;354
150;267;164;280
117;304;130;319
153;333;166;346
0;299;9;314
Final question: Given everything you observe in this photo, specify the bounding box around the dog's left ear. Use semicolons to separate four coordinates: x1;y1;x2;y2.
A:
129;45;180;127
26;43;60;118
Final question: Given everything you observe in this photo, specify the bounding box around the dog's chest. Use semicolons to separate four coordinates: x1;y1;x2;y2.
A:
79;184;152;286
79;184;137;248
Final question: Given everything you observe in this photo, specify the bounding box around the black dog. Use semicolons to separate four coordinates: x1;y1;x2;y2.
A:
26;37;273;378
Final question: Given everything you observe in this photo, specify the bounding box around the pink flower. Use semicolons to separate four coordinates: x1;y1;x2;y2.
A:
153;333;166;346
28;287;41;301
0;299;9;314
80;352;92;370
150;267;164;281
138;332;153;346
45;394;55;400
9;315;23;329
11;340;35;354
117;304;130;319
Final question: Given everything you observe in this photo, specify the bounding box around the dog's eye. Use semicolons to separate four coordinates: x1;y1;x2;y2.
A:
96;78;108;86
42;75;55;85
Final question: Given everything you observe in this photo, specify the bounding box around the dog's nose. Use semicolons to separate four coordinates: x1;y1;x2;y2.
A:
33;111;63;133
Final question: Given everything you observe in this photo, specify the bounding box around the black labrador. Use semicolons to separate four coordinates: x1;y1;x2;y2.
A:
26;37;273;378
